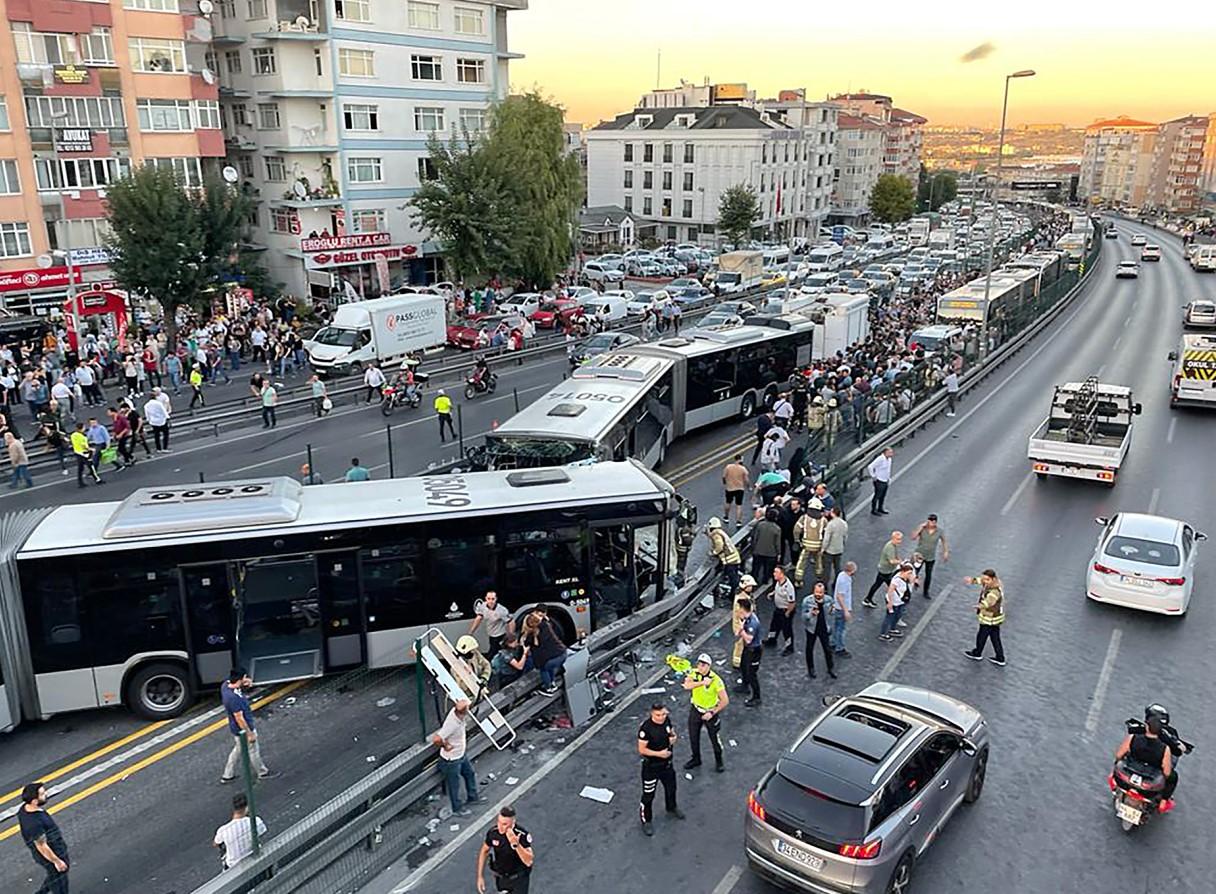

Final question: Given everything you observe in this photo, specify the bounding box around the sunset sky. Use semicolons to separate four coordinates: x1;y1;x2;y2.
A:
509;0;1216;128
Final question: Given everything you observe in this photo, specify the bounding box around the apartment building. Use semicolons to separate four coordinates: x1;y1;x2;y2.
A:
831;92;926;181
212;0;524;300
1204;113;1216;212
585;99;836;247
829;113;883;225
1079;116;1157;208
1147;114;1207;215
0;0;224;313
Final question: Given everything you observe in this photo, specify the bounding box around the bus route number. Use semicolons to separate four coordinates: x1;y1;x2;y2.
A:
551;391;625;403
422;476;472;507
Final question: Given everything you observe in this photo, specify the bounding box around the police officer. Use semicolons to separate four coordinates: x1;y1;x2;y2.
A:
706;517;742;594
637;703;684;836
731;574;758;673
682;653;728;773
737;598;764;707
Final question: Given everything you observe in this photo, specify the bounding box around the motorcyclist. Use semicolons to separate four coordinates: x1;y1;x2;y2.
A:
1114;714;1176;809
471;356;490;385
390;359;417;402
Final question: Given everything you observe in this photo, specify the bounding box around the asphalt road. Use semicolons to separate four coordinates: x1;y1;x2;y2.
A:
364;221;1216;894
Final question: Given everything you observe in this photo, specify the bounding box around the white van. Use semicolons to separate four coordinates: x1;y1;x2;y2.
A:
805;243;844;272
800;271;839;294
580;296;629;326
1169;333;1216;408
1189;245;1216;272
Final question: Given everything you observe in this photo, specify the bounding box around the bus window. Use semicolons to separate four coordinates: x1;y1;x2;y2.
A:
426;532;497;613
317;552;363;670
633;522;662;605
688;355;734;409
500;527;586;600
83;564;186;667
592;525;638;624
20;565;87;674
361;541;427;632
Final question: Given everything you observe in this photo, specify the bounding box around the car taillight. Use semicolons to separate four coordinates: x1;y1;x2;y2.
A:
747;790;766;822
1092;563;1117;575
839;839;882;860
1157;577;1185;587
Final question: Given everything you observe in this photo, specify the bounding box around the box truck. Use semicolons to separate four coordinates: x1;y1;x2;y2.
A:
715;250;764;293
305;294;447;376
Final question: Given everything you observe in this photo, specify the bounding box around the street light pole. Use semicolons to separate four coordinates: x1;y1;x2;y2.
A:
980;69;1034;356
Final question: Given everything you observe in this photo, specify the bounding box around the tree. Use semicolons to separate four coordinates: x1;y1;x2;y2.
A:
870;174;916;223
409;131;520;284
718;184;760;247
484;92;583;288
104;166;254;348
917;168;958;213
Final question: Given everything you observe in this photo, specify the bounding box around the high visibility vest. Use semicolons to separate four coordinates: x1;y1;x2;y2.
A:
709;529;740;566
689;671;725;711
434;395;452;414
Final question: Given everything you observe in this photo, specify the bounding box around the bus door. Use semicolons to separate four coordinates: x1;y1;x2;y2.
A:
234;556;324;684
316;551;364;671
180;564;235;689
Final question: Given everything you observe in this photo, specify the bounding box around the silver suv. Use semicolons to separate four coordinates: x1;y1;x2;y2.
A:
745;683;989;894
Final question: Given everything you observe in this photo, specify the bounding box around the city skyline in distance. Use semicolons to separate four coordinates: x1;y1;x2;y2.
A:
508;0;1216;128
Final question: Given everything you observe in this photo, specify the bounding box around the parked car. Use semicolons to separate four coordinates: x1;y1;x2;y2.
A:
497;292;543;316
565;286;598;302
745;682;988;894
582;261;625;285
529;297;584;330
446;312;523;350
659;258;688;277
570;330;640;366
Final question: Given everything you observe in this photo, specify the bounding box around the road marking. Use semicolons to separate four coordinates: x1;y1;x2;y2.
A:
1167;417;1177;444
1000;473;1034;516
1112;335;1122;352
845;280;1099;521
0;680;306;841
389;615;727;893
1084;629;1123;735
1123;316;1131;328
360;383;554;439
711;864;745;894
1148;487;1161;515
0;719;173;807
879;585;955;680
1097;364;1106;378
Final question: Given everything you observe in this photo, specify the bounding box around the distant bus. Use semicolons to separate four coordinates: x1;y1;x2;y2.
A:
936;276;1025;326
483;316;820;470
0;463;675;728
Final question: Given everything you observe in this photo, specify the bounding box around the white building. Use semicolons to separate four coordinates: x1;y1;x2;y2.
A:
211;0;526;300
830;114;884;224
585;101;836;247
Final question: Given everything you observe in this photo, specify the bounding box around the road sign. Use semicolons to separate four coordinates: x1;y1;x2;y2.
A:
1009;180;1062;191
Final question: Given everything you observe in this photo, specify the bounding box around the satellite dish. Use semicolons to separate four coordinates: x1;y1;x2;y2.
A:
295;15;310;27
292;180;308;199
222;166;240;184
37;254;54;269
201;68;216;85
198;0;214;13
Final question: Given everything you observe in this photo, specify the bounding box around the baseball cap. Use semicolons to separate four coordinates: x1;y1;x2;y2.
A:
927;513;938;521
696;653;713;666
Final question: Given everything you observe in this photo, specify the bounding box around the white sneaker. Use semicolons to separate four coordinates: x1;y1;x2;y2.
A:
945;411;956;417
897;618;908;628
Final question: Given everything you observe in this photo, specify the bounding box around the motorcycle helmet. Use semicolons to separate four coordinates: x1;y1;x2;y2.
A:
1145;703;1170;726
455;635;480;656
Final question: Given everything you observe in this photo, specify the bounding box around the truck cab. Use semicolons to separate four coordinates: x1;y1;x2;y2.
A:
1027;378;1141;485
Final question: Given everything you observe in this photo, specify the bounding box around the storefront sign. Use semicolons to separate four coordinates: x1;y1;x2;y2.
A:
55;128;93;153
304;243;418;271
69;246;110;266
300;233;390;253
53;65;90;85
0;266;85;293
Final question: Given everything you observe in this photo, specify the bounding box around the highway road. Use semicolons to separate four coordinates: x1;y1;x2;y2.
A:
365;220;1216;894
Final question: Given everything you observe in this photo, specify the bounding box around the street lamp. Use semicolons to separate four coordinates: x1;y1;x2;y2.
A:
980;69;1035;356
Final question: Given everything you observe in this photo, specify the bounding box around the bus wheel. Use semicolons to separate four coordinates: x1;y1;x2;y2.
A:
739;393;757;419
127;663;192;719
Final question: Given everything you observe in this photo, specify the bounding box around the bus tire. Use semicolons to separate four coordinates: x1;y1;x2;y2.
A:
126;662;193;720
739;393;757;419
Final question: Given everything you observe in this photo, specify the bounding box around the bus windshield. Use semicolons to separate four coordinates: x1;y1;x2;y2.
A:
484;435;597;468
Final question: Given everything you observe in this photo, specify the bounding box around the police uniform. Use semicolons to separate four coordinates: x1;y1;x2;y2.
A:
686;665;726;770
637;713;679;824
483;824;533;893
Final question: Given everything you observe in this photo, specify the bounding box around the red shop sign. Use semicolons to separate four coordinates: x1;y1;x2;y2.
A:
0;267;85;293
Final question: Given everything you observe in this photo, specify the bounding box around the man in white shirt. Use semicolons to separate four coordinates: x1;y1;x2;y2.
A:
74;362;100;406
878;563;914;641
944;370;960;417
363;363;387;404
51;378;74;418
867;446;894;516
772;392;795;428
213;793;267;870
431;700;480;816
144;392;170;451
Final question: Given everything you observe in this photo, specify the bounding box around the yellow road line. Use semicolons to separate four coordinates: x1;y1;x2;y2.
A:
663;432;751;483
0;680;307;841
0;719;173;808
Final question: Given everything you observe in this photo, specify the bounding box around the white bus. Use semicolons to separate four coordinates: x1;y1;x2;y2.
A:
483;316;820;470
0;464;675;728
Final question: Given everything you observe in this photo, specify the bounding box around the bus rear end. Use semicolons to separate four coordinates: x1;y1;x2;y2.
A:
1171;335;1216;408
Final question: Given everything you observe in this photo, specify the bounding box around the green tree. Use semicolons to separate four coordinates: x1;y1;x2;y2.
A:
409;131;520;284
104;166;254;347
718;184;760;247
870;174;917;223
917;169;958;212
484;92;583;288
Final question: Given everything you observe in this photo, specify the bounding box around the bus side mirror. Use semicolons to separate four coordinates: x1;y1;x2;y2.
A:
1168;352;1177;362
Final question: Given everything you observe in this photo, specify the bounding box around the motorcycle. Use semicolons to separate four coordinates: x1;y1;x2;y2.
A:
1107;709;1193;832
464;369;498;400
380;372;429;416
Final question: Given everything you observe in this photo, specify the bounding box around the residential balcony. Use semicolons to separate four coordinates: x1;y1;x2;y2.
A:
256;0;329;38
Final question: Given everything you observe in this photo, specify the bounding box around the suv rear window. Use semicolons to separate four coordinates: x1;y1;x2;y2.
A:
761;771;867;843
1104;536;1180;567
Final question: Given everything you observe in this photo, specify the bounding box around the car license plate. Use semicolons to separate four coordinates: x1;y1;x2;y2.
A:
773;838;824;871
1115;801;1142;825
1120;576;1155;589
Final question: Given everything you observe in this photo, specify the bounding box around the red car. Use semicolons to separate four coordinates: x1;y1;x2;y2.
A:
447;311;493;349
530;298;585;330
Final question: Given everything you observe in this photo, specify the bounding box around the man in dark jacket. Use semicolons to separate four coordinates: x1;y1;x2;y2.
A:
777;496;804;566
751;410;774;465
751;507;783;585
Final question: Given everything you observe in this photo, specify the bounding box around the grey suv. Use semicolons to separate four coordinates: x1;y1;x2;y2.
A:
745;682;989;894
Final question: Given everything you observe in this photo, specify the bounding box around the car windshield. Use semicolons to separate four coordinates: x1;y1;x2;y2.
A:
1192;303;1215;313
761;770;868;843
1104;536;1180;567
910;333;945;351
717;273;742;283
583;334;616;351
311;326;360;348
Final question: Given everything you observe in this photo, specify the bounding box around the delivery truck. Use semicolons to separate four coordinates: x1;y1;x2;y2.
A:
1027;378;1140;485
714;250;764;294
305;294;447;376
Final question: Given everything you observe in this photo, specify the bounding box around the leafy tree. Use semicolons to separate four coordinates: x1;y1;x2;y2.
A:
718;184;760;247
917;168;958;212
483;92;584;289
409;131;520;284
104;166;254;348
870;174;917;223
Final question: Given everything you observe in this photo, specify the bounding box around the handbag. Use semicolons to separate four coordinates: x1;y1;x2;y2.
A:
321;397;333;411
100;445;118;464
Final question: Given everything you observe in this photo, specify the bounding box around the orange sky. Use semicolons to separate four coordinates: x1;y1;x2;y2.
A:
508;0;1216;128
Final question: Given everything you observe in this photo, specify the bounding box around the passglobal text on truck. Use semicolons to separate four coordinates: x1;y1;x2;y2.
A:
305;294;447;376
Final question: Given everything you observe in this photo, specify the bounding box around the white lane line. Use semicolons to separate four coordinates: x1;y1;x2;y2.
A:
1000;473;1034;517
1148;487;1161;515
711;865;745;894
1084;629;1123;735
360;383;553;438
1097;364;1106;378
879;584;955;680
1167;417;1177;444
1112;335;1123;352
390;614;727;893
845;284;1098;521
1123;316;1131;328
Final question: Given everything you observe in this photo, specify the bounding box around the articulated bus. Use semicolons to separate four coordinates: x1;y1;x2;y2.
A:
483;315;820;470
0;463;675;729
935;276;1025;327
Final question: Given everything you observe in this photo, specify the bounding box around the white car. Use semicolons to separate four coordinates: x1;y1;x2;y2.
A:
565;287;597;302
626;290;671;315
582;262;625;284
1087;513;1205;616
1141;244;1162;262
1131;234;1148;246
497;292;544;316
1115;261;1140;279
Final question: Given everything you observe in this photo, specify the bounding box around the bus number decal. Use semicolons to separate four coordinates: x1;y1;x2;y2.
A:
550;391;625;403
422;476;472;507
